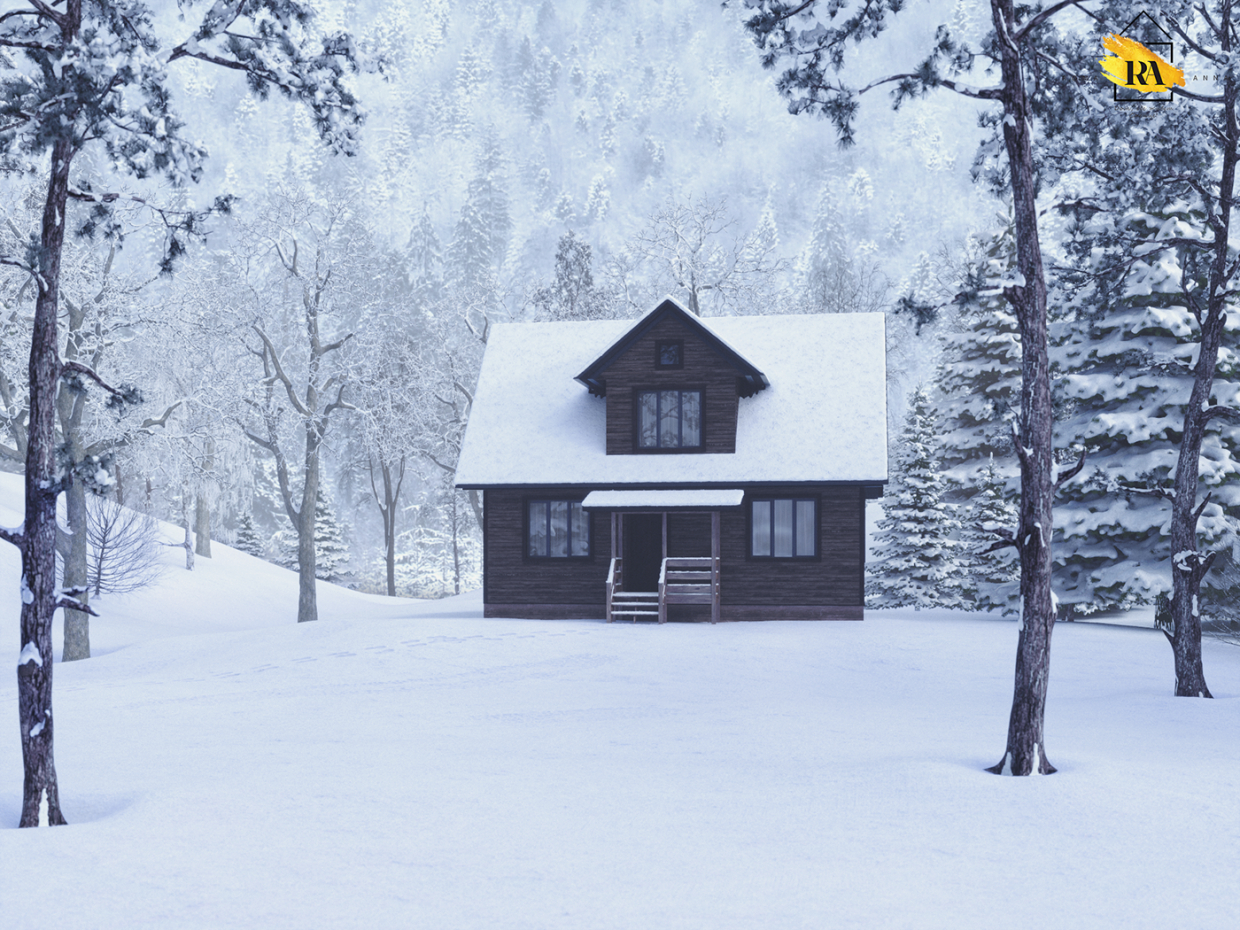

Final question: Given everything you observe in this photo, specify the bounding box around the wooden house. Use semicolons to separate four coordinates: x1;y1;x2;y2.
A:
455;298;887;622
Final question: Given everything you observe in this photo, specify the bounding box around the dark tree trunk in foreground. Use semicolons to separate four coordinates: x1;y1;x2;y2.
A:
984;0;1056;776
1162;27;1240;698
16;137;76;827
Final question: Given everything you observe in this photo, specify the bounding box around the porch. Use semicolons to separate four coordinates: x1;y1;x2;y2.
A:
581;490;744;624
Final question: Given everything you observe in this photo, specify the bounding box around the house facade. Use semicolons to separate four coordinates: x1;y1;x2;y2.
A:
455;299;887;622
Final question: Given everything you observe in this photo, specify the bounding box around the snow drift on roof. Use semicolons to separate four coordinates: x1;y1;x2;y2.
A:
455;312;887;487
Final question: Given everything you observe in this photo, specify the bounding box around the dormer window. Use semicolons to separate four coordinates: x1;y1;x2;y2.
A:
638;389;701;449
656;339;683;368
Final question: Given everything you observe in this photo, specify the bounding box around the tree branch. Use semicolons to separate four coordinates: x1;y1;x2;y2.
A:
1203;404;1240;425
1055;449;1087;489
60;361;123;398
1015;0;1090;42
251;325;311;418
0;525;21;547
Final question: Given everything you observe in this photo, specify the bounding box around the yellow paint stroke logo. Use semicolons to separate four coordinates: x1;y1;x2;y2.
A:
1100;34;1185;93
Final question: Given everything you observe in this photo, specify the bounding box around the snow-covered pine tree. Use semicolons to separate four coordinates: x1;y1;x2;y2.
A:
233;513;266;560
930;225;1022;614
313;488;351;583
1052;207;1240;618
867;386;965;609
960;456;1020;615
447;136;512;292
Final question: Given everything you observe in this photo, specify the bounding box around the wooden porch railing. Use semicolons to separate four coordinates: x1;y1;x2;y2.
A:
658;555;720;624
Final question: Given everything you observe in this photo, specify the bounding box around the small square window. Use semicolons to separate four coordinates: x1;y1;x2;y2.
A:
656;340;683;368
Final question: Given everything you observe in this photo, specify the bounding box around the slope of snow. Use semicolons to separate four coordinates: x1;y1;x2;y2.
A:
1;472;1238;929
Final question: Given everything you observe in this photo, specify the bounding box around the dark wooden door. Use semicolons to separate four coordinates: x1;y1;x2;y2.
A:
624;513;662;592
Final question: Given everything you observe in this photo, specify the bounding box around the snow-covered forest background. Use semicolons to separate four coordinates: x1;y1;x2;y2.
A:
1;0;1236;631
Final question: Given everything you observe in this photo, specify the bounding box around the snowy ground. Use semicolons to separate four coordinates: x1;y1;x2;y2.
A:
2;474;1238;929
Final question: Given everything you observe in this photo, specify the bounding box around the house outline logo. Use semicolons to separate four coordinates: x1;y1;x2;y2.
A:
1099;12;1183;103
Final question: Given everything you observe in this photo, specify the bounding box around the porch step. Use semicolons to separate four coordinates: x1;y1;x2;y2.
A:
609;590;659;622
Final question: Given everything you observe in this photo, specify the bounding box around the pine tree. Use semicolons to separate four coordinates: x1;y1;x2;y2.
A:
1053;208;1240;618
531;231;612;320
406;204;444;306
960;457;1020;615
446;137;511;291
313;488;351;583
933;226;1021;503
233;513;266;559
867;386;965;609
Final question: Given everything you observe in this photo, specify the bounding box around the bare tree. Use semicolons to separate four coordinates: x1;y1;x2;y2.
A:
85;497;163;596
0;0;363;828
237;188;365;623
620;195;783;316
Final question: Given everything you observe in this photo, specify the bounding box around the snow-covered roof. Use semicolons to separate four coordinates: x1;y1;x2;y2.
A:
581;489;746;509
455;310;888;488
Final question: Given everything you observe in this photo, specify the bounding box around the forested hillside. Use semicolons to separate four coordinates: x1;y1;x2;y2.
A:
0;0;987;602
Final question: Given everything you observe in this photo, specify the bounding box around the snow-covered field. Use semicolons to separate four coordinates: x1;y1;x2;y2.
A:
2;474;1238;929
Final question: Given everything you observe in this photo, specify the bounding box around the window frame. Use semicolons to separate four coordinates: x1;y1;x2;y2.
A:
524;498;592;560
655;338;685;369
747;496;820;560
632;386;705;453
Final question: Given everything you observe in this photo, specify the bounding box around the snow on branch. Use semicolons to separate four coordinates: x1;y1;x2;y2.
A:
1202;405;1240;426
0;524;21;547
1054;449;1087;490
55;596;96;617
1015;1;1098;43
250;325;311;418
979;525;1020;555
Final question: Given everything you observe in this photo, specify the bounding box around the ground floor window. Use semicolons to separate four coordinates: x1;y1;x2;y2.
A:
751;498;816;557
528;500;590;557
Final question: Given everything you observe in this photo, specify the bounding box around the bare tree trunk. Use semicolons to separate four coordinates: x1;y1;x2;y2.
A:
182;496;195;572
15;135;76;827
467;488;483;534
985;0;1056;777
452;490;461;596
296;436;319;623
383;462;397;597
194;495;212;558
61;477;90;662
1164;52;1239;699
195;439;214;557
368;456;403;597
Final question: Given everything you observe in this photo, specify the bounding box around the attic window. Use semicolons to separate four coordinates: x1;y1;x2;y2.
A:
656;340;683;369
638;390;701;449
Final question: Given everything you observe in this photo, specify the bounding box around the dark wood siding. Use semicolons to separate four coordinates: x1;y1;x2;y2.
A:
603;316;740;454
661;486;864;618
483;488;612;614
482;485;866;620
723;486;864;607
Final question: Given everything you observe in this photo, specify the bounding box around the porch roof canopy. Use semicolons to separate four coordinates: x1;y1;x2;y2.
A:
581;489;745;510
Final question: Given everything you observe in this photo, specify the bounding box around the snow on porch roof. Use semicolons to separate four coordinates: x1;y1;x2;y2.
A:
455;310;888;488
581;489;745;510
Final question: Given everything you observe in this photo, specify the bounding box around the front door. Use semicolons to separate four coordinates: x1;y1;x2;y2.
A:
623;513;663;592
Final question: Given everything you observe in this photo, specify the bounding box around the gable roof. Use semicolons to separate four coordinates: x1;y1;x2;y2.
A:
455;310;887;488
575;297;769;397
